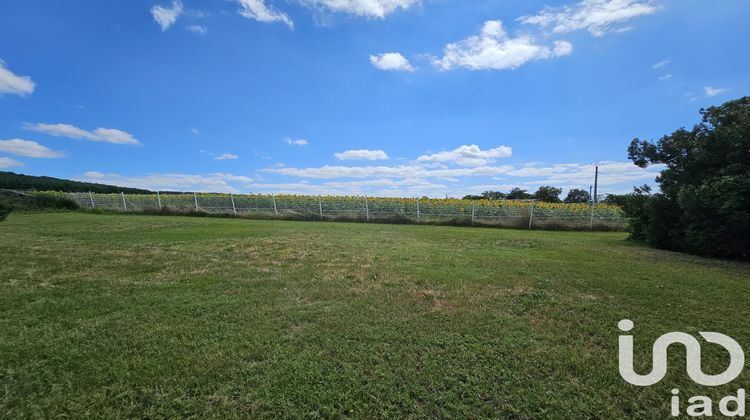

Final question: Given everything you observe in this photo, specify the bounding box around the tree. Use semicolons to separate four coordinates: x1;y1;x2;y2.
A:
482;190;506;200
626;96;750;259
564;188;591;204
533;186;563;203
464;191;507;200
506;188;532;200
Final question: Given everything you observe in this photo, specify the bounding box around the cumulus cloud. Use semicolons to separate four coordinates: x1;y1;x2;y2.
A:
261;159;659;197
335;149;389;161
369;53;414;72
704;86;730;97
658;74;671;81
151;0;184;31
518;0;658;37
285;138;308;146
300;0;419;18
249;177;447;197
432;20;572;71
23;123;140;145
214;153;239;160
507;161;660;187
264;164;514;179
0;157;23;168
237;0;293;28
416;144;512;167
0;60;35;96
0;139;65;158
79;171;253;193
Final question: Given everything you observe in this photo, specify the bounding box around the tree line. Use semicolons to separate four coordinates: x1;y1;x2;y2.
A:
0;171;152;194
463;186;594;204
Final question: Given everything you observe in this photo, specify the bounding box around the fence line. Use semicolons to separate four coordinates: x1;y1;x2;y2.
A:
63;191;628;231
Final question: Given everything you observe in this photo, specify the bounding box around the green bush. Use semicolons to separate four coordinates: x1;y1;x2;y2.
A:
0;203;10;221
0;191;79;215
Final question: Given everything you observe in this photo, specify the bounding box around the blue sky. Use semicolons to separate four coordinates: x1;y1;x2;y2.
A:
1;0;748;197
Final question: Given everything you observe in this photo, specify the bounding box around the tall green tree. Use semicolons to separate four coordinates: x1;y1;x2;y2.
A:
627;96;750;258
564;188;591;204
506;188;533;200
533;186;563;203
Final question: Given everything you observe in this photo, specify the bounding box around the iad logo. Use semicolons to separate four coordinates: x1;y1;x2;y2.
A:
617;319;747;417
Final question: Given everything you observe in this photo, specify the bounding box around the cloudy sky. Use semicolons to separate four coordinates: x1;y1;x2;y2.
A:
1;0;748;197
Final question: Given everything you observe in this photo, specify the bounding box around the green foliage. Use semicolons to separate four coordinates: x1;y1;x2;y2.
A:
463;191;506;200
0;190;79;214
0;203;10;222
481;190;507;200
533;186;562;203
564;188;591;204
627;96;750;258
506;187;533;200
0;171;152;193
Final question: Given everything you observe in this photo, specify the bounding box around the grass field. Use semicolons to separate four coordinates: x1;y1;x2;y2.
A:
2;212;749;418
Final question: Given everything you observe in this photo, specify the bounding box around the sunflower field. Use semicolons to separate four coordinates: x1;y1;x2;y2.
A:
61;192;627;231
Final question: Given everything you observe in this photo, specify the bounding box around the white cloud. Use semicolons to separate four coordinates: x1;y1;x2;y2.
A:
432;20;572;71
285;138;308;146
369;53;414;72
214;153;239;160
0;60;35;96
653;58;670;69
247;178;448;197
508;161;660;187
0;139;65;158
416;144;512;167
553;40;573;56
261;159;658;197
0;157;23;168
658;74;671;81
187;25;208;34
190;128;200;135
79;172;253;193
151;0;184;31
23;123;140;145
264;164;514;179
335;149;389;161
518;0;658;37
237;0;293;28
704;86;730;97
300;0;419;18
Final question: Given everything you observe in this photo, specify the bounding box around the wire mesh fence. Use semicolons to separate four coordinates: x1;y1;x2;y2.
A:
63;192;628;231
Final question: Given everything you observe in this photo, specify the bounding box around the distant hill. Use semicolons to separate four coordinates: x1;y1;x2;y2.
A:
0;171;153;194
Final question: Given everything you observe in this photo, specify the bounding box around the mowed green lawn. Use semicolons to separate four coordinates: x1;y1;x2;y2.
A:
1;212;749;418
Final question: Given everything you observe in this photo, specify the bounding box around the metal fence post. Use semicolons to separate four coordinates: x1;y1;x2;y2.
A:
272;194;278;216
528;200;535;230
88;191;95;209
416;198;420;222
471;203;475;226
156;191;162;209
590;201;596;230
194;192;199;211
318;196;323;220
230;193;237;215
121;192;127;211
364;195;370;222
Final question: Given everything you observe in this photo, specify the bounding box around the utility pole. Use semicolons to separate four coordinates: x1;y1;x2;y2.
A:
593;165;599;206
590;165;599;230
